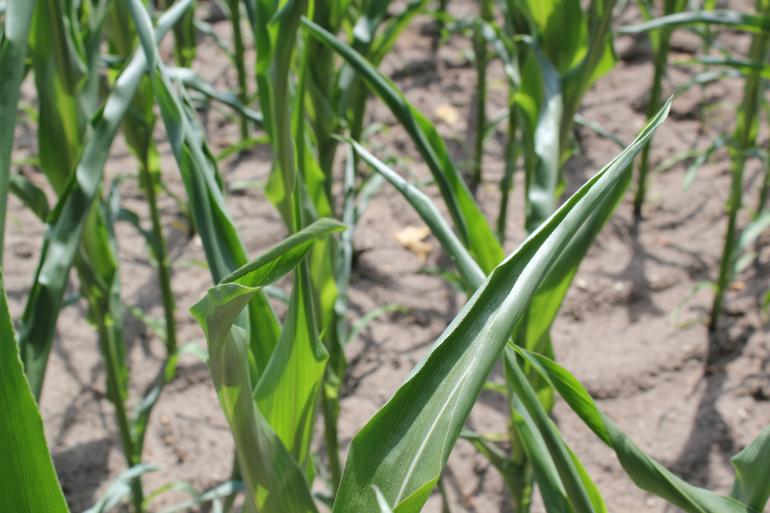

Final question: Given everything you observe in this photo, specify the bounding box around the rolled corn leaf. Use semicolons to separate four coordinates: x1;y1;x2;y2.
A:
0;270;70;513
515;46;563;233
330;99;672;513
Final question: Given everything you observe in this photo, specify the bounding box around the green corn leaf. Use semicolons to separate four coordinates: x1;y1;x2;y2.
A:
729;425;770;512
369;0;429;65
0;270;70;513
18;0;196;398
29;0;114;191
517;110;635;358
519;0;588;74
374;487;396;513
350;84;623;513
346;138;485;291
619;10;770;33
257;0;307;216
166;67;264;126
507;396;573;513
84;464;158;513
302;17;504;273
516;347;761;513
254;265;328;473
694;55;770;79
221;218;346;286
9;172;50;221
0;0;37;261
172;0;197;66
78;200;135;467
564;0;617;107
330;99;671;513
504;348;605;513
190;220;344;513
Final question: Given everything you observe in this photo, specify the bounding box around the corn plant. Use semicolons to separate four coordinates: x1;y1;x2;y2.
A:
106;0;181;445
186;99;671;513
622;4;770;330
510;0;617;233
302;8;623;508
3;1;770;513
470;0;494;191
117;2;704;507
631;0;688;219
194;93;747;513
225;0;250;139
241;0;430;490
13;2;193;510
167;0;197;67
709;0;770;331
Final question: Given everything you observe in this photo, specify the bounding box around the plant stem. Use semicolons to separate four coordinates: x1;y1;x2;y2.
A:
632;30;671;219
129;147;181;467
434;0;450;50
471;0;493;192
173;1;196;67
228;0;249;140
505;423;533;513
756;157;770;216
321;380;343;490
755;104;770;217
84;262;143;513
497;107;518;242
633;0;687;219
438;475;453;513
710;2;770;331
139;149;178;373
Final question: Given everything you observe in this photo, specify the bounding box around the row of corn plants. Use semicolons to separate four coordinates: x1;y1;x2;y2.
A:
622;2;770;330
5;93;770;513
1;0;769;513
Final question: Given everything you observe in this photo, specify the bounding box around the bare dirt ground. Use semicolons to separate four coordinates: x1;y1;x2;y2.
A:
5;1;770;512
